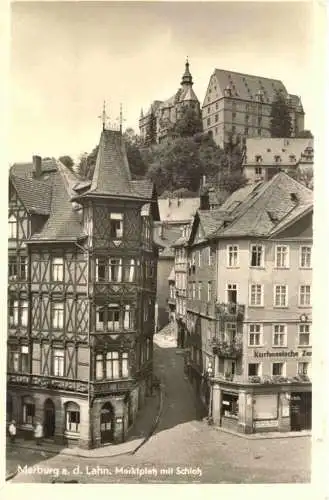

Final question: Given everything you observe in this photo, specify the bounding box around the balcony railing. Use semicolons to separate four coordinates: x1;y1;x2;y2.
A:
215;302;245;319
211;335;243;358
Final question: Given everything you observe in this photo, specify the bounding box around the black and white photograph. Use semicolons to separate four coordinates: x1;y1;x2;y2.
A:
3;0;328;490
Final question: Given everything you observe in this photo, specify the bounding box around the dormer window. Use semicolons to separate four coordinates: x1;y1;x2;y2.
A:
274;155;281;163
289;154;296;162
255;155;262;163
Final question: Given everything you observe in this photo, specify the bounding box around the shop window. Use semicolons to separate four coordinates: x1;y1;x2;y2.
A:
222;394;238;418
254;394;278;420
22;396;35;426
65;402;80;433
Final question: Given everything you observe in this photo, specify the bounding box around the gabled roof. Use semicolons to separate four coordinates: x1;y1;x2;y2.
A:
153;224;182;258
212;172;313;238
188;208;225;246
10;175;52;215
10;159;86;243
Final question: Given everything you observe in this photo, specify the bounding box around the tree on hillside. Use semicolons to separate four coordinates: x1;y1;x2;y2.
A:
58;155;74;171
296;130;313;139
76;140;147;181
173;105;203;138
270;92;293;138
144;111;157;146
146;133;247;196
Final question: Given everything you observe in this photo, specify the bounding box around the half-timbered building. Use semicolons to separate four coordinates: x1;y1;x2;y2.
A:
7;129;159;448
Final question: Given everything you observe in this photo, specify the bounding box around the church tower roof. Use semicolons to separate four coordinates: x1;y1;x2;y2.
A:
181;58;194;86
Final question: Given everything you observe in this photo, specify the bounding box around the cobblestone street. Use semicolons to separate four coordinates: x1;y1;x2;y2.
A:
8;327;311;484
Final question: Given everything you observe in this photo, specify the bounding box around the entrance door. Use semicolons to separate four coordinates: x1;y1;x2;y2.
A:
290;392;312;431
100;403;114;444
44;399;55;438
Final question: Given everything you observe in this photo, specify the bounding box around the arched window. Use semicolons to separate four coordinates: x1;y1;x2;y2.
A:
22;395;35;425
8;215;17;239
65;402;80;433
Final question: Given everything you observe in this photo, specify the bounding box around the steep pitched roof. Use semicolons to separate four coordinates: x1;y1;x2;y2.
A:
213;69;287;104
153;224;182;258
213;172;313;238
10;175;52;215
30;163;86;242
80;130;154;201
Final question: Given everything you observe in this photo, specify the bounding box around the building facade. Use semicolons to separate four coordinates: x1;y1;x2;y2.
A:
7;129;159;449
139;60;201;144
243;137;314;185
185;173;312;434
202;69;305;147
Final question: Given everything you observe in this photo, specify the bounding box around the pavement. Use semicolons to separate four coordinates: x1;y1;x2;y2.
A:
6;324;312;484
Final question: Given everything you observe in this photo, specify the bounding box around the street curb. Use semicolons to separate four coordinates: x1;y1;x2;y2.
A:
8;385;163;461
211;425;311;440
131;381;164;455
6;469;18;481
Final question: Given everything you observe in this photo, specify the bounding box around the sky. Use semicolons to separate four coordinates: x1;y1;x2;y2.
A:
10;1;315;163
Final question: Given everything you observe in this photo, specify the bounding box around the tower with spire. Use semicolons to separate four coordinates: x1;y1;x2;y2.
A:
139;58;201;144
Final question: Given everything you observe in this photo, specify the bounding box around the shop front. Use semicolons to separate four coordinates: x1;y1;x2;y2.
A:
211;381;312;435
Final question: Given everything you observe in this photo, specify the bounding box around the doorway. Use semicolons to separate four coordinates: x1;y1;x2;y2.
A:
44;399;55;438
290;392;312;431
100;403;114;444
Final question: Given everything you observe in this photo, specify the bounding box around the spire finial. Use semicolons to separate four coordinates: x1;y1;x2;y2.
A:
181;57;193;86
116;103;126;134
98;101;110;131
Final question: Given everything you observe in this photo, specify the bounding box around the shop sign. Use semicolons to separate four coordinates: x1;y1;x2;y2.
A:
253;350;312;358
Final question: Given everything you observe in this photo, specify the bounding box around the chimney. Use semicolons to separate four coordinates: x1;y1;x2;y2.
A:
32;155;42;178
199;185;210;211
